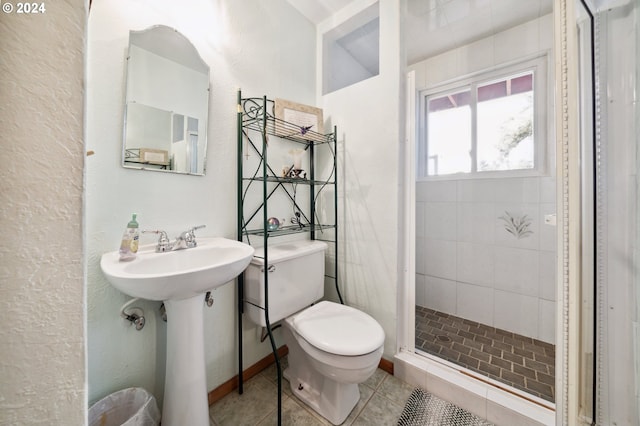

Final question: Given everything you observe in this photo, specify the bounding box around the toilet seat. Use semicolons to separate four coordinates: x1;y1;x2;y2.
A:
288;301;385;356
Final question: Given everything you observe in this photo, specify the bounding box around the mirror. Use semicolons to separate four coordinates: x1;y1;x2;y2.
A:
123;25;209;175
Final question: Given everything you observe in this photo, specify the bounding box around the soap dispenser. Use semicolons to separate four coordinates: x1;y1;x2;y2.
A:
119;213;139;261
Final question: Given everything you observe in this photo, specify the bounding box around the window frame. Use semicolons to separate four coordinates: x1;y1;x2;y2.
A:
417;54;549;180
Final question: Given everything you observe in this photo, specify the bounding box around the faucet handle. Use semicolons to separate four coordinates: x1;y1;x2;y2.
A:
142;230;172;252
184;225;206;248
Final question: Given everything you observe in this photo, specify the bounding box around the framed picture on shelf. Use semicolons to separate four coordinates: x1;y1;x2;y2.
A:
274;98;324;138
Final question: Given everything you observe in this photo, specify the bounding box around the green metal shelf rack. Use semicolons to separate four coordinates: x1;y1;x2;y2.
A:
236;90;340;425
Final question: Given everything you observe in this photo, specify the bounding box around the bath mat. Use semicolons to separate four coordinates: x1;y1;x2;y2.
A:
397;388;494;426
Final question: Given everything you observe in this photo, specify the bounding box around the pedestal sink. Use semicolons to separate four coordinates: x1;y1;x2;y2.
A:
100;237;254;426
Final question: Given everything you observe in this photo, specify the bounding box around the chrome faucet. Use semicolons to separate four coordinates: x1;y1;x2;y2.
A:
172;225;206;250
142;230;173;252
143;225;206;252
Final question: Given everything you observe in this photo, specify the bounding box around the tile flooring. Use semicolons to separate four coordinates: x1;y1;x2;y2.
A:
415;305;555;402
209;356;415;425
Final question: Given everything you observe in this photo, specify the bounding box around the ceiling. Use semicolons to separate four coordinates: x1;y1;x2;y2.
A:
286;0;553;64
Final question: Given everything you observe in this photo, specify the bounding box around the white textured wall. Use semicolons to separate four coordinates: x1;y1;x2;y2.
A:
410;15;556;343
0;1;86;425
86;0;316;406
318;0;402;359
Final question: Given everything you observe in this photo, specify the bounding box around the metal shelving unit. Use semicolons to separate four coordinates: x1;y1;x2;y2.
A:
236;90;340;425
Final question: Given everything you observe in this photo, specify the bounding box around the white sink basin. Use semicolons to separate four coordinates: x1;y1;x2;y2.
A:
100;237;254;301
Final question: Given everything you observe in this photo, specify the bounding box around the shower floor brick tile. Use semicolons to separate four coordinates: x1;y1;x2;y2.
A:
469;348;490;363
478;361;501;377
527;379;554;398
502;351;524;365
490;356;512;371
525;358;549;374
474;335;493;345
513;346;535;359
492;340;513;352
458;354;480;370
537;371;555;386
513;364;537;380
535;352;555;366
415;305;555;403
439;346;461;362
463;338;483;352
501;370;526;387
458;329;476;340
452;342;471;355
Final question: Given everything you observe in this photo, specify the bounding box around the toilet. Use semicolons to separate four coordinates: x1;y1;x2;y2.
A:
244;240;385;425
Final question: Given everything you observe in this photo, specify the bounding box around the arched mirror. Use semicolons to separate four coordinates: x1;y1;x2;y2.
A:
123;25;209;175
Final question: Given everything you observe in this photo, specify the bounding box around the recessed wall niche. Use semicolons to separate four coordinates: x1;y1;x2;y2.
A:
322;2;379;94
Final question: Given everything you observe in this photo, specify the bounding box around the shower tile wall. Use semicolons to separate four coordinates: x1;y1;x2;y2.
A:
415;177;556;343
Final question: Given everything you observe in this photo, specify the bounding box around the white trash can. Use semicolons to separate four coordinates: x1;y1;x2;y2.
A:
88;387;161;426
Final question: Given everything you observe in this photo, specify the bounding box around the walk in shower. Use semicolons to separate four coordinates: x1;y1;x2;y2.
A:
402;0;640;423
413;174;557;403
405;0;557;405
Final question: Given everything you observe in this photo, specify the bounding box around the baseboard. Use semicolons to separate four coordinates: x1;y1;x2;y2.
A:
208;345;289;405
208;347;394;405
379;357;394;375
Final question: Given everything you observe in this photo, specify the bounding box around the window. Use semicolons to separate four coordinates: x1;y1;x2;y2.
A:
323;3;379;94
419;57;546;178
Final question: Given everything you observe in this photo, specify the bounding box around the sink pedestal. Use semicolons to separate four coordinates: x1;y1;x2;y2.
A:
162;294;209;426
100;237;255;425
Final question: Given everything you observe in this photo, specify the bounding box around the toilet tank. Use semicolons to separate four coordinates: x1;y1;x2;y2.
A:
244;240;327;327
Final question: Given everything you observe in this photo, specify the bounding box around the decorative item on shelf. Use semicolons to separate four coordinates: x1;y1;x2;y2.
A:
287;168;307;179
290;212;304;229
274;98;324;139
266;217;285;231
287;148;307;179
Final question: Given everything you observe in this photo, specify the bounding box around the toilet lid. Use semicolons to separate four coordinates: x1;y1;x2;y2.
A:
290;301;385;356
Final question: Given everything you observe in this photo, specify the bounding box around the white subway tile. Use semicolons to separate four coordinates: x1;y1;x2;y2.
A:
457;179;497;202
538;250;557;301
457;282;494;325
538;299;556;344
459;36;495;74
416;237;426;275
425;276;457;315
538;13;554;51
425;202;457;240
456;242;494;286
457;202;495;243
538;203;557;251
416;202;426;238
424;51;460;87
424;239;457;280
494;246;539;297
416;273;427;307
494;15;540;63
493;290;539;338
493;178;540;203
539;176;556;204
421;180;458;202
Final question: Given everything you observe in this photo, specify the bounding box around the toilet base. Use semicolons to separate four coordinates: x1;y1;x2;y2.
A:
283;367;359;425
283;324;364;425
